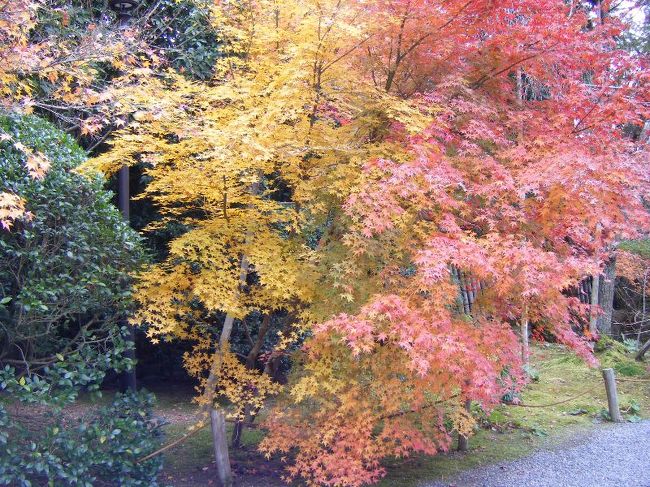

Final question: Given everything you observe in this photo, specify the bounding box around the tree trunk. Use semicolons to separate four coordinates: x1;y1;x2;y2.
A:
201;319;234;487
118;164;137;392
201;253;249;486
450;266;464;313
231;314;272;449
459;271;471;314
457;399;472;452
597;257;616;336
230;411;244;450
635;338;650;361
210;409;232;487
521;307;529;367
589;273;600;335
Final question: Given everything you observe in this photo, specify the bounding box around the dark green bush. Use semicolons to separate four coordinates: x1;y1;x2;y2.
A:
0;114;162;485
0;374;164;487
0;114;144;366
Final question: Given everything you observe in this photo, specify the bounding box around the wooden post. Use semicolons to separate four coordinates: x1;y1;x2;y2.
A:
210;409;233;487
602;368;623;422
457;399;472;452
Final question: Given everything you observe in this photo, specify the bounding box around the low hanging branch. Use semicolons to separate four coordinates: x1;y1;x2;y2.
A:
136;421;208;464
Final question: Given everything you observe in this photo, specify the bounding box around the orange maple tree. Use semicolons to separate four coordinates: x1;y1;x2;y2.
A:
257;1;650;485
0;0;148;228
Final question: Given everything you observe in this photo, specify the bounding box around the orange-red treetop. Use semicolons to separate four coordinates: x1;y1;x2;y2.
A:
259;1;649;485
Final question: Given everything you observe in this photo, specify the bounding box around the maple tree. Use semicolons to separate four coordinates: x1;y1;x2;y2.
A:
0;0;224;228
84;0;650;485
0;0;133;227
87;0;371;392
258;0;650;485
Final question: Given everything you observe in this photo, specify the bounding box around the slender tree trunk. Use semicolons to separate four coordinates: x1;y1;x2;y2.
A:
231;314;272;449
579;278;590;304
638;269;649;348
521;306;529;368
118;165;137;392
589;274;600;335
201;318;234;487
516;67;525;137
516;69;530;369
203;178;261;483
450;266;464;313
210;409;231;487
457;399;472;452
597;257;616;336
230;410;244;450
201;253;249;487
459;270;471;314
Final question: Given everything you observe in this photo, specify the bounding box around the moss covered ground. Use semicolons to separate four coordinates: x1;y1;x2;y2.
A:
377;341;650;486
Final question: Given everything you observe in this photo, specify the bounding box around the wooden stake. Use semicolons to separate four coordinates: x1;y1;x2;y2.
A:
602;368;623;423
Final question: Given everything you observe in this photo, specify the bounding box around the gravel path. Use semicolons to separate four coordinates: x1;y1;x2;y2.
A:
426;421;650;487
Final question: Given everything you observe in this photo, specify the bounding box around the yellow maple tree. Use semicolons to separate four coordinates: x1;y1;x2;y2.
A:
86;0;424;396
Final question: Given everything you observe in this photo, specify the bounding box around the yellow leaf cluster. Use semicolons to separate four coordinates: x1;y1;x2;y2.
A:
86;0;440;422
